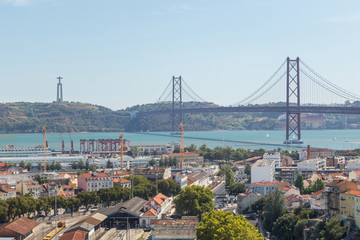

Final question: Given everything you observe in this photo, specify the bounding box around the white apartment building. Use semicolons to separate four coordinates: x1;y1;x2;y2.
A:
349;171;360;181
251;159;275;183
263;152;281;167
174;173;188;189
346;159;360;171
297;158;326;171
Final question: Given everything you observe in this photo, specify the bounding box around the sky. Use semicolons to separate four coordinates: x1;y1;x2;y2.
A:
1;0;360;110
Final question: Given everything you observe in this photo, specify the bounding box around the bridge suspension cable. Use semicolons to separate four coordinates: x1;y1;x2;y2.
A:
300;59;360;101
233;59;287;106
157;79;172;102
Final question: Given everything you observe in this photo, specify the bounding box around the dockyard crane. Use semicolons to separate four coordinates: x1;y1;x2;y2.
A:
180;122;184;170
42;125;47;172
119;132;124;168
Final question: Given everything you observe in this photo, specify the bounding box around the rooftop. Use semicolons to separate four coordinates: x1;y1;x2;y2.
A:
0;217;39;236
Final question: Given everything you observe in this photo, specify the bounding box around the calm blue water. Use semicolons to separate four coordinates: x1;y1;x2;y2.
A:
0;130;359;151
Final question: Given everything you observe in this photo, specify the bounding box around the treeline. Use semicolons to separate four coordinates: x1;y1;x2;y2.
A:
187;144;266;161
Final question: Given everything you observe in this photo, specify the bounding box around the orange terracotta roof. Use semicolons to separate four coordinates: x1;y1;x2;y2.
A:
312;189;325;196
353;171;360;175
301;195;311;199
0;172;11;175
164;152;199;156
155;193;168;201
60;230;87;240
0;163;5;167
279;186;291;191
80;173;109;179
345;190;360;196
2;217;39;235
142;208;157;217
249;181;289;186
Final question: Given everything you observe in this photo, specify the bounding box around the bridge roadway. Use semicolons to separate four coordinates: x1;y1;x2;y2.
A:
134;105;360;117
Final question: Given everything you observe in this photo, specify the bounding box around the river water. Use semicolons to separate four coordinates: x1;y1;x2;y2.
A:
0;129;359;151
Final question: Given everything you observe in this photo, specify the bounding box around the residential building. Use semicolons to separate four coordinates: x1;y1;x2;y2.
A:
141;193;172;228
16;181;41;198
40;182;58;197
326;156;345;167
0;217;39;240
324;179;358;217
133;167;171;181
78;173;113;192
137;143;178;156
263;152;281;167
174;173;187;189
349;171;360;182
251;158;275;183
113;178;131;188
340;190;360;223
355;194;360;228
162;152;204;169
346;159;360;171
297;158;326;171
237;191;261;213
277;167;297;185
59;185;75;198
0;183;16;200
285;194;303;209
245;181;289;196
310;189;326;210
187;171;212;188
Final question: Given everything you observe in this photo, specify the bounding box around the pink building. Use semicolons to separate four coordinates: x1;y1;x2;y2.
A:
78;173;113;192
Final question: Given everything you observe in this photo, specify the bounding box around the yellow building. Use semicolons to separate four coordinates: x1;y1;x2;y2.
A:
340;190;360;222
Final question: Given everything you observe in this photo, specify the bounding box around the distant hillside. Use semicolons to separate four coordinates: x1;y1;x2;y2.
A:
0;102;355;133
0;102;130;133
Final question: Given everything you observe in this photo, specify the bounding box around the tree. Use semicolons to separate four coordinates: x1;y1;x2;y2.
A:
197;211;264;240
149;159;156;167
244;163;251;177
85;159;90;170
158;179;181;196
130;146;139;157
25;162;33;171
89;164;97;172
106;159;113;168
186;144;197;152
295;175;304;193
319;217;346;240
50;161;56;171
77;191;100;210
55;162;62;170
174;185;214;216
71;161;77;169
19;160;26;169
37;162;42;171
78;160;85;169
263;189;286;232
225;167;234;190
77;170;85;175
272;213;299;240
229;183;245;195
251;197;265;213
0;199;8;222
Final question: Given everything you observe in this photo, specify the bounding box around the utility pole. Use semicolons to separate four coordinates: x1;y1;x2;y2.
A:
43;125;47;172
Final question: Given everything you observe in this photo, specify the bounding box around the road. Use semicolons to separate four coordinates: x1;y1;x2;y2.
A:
212;182;229;209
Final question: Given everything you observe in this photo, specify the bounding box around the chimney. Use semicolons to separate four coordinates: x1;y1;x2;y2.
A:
307;145;311;160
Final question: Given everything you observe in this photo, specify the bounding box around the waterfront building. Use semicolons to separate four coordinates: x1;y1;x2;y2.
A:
136;142;179;156
263;152;281;167
78;172;113;192
251;158;275;183
245;181;289;196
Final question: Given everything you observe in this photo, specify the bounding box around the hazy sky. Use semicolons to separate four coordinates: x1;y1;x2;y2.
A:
1;0;360;110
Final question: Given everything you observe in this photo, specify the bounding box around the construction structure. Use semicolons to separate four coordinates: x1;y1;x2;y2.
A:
119;132;124;168
42;125;47;172
180;122;184;170
56;76;63;103
80;139;129;155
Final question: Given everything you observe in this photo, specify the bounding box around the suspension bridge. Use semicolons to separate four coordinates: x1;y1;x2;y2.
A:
134;57;360;144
